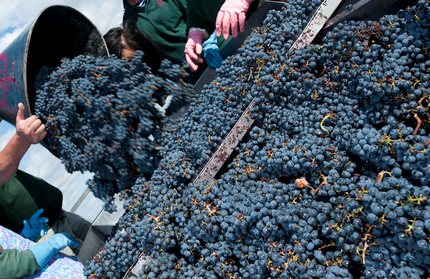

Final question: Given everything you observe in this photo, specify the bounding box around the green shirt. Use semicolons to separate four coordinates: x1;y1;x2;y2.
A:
123;0;188;63
186;0;224;35
0;170;63;234
0;246;39;279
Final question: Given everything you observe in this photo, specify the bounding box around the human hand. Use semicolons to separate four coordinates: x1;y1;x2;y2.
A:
184;30;207;72
15;103;47;145
216;0;253;40
202;31;223;69
29;233;80;269
47;233;80;250
20;208;49;241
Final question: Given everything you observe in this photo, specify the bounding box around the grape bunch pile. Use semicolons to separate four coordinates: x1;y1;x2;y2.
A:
83;0;430;278
34;53;194;208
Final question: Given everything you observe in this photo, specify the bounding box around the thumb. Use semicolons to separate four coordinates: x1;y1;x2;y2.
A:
70;238;81;247
38;217;50;226
16;103;26;123
63;234;80;247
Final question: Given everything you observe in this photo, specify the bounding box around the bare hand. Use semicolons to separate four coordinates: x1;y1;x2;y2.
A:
15;103;47;145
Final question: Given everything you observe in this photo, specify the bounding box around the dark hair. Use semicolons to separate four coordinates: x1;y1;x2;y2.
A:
104;19;167;73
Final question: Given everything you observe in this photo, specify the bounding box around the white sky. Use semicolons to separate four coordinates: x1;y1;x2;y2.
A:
0;0;123;51
0;0;123;221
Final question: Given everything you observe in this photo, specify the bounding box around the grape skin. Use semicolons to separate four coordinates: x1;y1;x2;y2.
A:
34;52;194;210
36;0;430;278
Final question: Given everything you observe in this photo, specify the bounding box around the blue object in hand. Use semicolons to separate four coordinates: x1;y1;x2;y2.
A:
20;208;49;241
202;31;223;69
29;233;80;269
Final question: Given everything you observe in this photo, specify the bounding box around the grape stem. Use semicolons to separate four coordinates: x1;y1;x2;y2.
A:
413;114;422;136
295;174;328;195
320;112;336;137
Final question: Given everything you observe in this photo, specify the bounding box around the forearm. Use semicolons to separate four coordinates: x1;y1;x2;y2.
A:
186;5;211;34
0;103;46;186
0;249;39;278
0;133;31;186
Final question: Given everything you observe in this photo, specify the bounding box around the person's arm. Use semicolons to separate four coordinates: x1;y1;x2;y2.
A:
0;103;47;186
29;233;80;269
175;0;188;19
0;233;79;279
186;0;216;35
185;0;226;71
0;248;39;279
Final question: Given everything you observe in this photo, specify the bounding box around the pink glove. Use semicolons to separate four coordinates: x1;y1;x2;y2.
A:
216;0;253;40
184;30;208;72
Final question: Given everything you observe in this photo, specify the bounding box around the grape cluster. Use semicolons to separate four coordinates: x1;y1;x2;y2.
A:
34;52;194;208
83;0;430;278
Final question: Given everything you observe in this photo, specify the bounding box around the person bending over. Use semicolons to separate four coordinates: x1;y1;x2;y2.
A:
104;19;168;73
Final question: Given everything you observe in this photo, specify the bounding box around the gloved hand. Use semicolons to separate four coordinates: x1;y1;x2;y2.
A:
184;29;208;72
216;0;253;40
20;208;49;241
29;233;80;269
202;31;223;69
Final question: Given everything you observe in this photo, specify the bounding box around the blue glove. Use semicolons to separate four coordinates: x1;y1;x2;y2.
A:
29;233;80;269
202;31;223;69
20;208;49;241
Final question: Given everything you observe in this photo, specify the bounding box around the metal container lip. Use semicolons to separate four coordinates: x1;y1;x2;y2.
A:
22;7;41;118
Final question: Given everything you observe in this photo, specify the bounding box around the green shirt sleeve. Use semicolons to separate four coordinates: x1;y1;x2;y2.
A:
186;0;225;34
0;248;39;279
123;0;189;63
186;0;230;51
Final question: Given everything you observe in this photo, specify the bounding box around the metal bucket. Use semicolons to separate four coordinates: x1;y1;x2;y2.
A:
0;5;108;125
